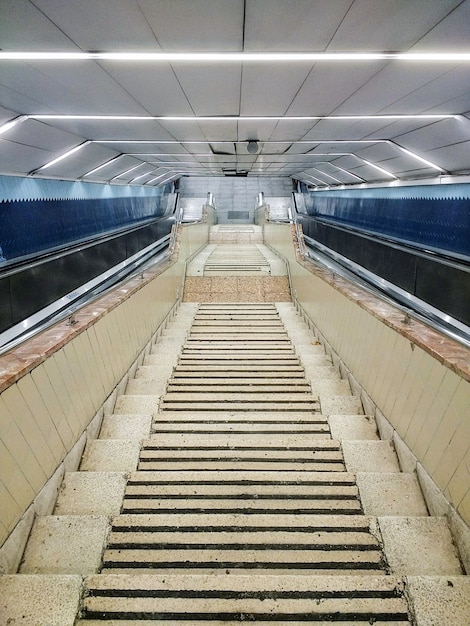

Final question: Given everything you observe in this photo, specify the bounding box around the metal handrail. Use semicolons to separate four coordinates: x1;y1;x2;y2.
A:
303;234;470;349
0;234;171;355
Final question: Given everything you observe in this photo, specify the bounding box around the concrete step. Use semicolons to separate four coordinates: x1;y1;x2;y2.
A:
166;381;312;389
79;574;410;622
151;410;329;422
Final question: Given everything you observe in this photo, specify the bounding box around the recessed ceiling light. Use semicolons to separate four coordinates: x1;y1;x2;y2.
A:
32;140;91;173
0;115;28;135
81;154;124;177
359;158;397;179
31;113;455;121
392;143;445;172
2;51;470;62
109;162;145;181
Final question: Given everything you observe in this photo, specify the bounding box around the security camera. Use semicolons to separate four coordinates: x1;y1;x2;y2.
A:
247;140;259;154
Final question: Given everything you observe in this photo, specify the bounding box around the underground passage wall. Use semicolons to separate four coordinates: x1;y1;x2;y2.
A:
0;216;212;567
294;182;470;329
264;221;470;539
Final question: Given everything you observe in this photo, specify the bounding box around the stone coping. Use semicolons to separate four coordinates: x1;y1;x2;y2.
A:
0;257;175;394
291;226;470;384
1;225;468;394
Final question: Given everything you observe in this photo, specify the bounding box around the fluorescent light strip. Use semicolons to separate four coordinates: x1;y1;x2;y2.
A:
144;171;172;184
128;153;210;156
327;163;365;182
81;154;125;177
33;141;91;172
31;113;454;121
0;114;28;135
359;158;397;179
95;139;381;144
310;167;343;184
129;171;155;183
391;143;445;172
301;172;329;185
155;173;180;186
92;139;442;175
2;52;470;62
109;162;145;182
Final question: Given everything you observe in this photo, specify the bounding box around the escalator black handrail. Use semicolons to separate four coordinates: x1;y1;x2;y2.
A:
0;233;171;356
0;215;174;278
302;233;470;349
306;214;470;269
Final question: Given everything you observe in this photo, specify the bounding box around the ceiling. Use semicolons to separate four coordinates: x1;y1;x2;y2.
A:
1;0;470;188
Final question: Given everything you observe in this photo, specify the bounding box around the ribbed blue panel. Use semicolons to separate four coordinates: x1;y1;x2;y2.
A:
0;176;172;261
303;183;470;257
0;175;163;202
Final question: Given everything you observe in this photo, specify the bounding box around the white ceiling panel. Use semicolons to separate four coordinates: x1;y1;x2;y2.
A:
1;1;470;185
6;119;83;151
410;0;470;51
286;63;386;116
38;119;176;142
173;64;242;116
33;0;158;50
379;67;470;114
98;63;194;116
395;118;470;152
237;121;279;143
0;0;75;50
0;140;50;174
0;106;20;125
240;64;313;116
156;121;208;142
332;63;458;115
0;63;86;114
268;120;323;143
244;1;352;51
192;121;238;143
329;0;463;51
0;83;49;117
427;142;470;173
138;0;244;51
25;62;149;115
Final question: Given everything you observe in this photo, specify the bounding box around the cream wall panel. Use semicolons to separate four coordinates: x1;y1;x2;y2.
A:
1;384;53;479
264;223;470;526
0;216;212;550
48;351;87;448
0;482;22;534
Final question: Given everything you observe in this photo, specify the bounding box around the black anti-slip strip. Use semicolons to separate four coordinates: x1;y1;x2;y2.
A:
87;588;404;600
123;495;358;501
111;525;370;533
83;611;408;621
120;508;361;515
106;542;379;551
140;446;340;451
102;561;383;571
126;479;355;486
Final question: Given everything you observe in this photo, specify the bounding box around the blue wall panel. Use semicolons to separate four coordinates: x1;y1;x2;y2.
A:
0;176;172;261
303;183;470;257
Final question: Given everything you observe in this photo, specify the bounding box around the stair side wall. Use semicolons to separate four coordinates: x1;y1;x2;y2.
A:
264;222;470;568
0;220;211;569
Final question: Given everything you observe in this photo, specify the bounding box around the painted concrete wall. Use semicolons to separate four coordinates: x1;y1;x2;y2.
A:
179;176;293;223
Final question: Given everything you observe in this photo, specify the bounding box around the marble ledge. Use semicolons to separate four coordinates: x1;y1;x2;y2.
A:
293;237;470;384
0;258;175;394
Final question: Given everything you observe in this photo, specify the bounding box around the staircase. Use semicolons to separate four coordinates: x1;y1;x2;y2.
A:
2;225;468;625
80;302;410;623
